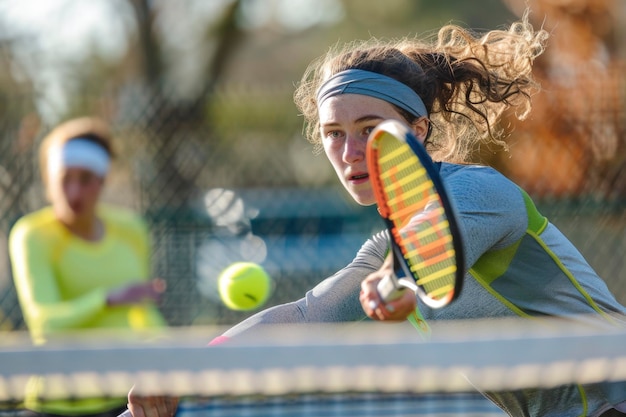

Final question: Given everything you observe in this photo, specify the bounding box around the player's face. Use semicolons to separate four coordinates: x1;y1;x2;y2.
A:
49;167;104;222
318;94;408;206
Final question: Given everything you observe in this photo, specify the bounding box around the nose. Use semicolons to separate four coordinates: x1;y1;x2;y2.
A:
64;179;82;202
342;132;366;164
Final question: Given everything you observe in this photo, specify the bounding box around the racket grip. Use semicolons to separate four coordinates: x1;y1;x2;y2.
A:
377;273;406;302
117;410;132;417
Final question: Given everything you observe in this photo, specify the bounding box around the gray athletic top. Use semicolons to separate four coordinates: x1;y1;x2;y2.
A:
221;163;626;417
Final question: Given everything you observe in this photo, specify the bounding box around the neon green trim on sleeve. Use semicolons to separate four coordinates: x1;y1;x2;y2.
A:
577;383;588;417
526;230;617;323
469;268;531;318
469;241;520;286
407;307;432;339
520;189;548;234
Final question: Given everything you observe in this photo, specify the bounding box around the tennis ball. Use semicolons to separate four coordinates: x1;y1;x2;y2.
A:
218;262;272;311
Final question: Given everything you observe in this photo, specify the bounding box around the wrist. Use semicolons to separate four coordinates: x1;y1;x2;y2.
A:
208;335;230;346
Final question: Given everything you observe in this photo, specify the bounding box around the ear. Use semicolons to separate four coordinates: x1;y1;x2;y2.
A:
410;117;430;144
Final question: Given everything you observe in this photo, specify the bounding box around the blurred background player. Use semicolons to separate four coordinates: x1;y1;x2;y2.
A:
8;116;168;417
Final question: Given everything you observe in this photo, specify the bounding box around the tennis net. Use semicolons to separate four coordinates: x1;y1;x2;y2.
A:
1;316;625;416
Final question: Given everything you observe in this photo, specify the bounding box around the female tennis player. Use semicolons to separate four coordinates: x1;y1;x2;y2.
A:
9;117;168;417
127;10;626;417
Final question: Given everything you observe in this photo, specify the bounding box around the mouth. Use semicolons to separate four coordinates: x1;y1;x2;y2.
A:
349;173;369;182
68;202;83;212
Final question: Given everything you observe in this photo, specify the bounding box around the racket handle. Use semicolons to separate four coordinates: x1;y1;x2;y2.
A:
117;410;132;417
377;273;406;302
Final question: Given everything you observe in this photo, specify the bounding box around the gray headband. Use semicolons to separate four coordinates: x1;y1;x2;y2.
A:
316;69;427;118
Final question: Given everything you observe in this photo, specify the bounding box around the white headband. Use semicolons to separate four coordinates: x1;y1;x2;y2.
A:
48;138;111;178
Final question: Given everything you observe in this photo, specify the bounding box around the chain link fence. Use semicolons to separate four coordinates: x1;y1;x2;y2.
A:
0;65;625;331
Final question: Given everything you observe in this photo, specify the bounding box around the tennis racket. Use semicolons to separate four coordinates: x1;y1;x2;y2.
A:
366;119;465;309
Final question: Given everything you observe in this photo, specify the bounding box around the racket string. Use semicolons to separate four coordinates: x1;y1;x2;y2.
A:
368;125;461;306
378;137;457;301
386;178;456;289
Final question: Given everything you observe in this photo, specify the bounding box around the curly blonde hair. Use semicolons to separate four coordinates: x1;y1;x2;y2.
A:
294;10;549;162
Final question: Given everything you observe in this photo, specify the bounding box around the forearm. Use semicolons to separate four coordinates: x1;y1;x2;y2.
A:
221;270;367;337
218;234;388;341
11;251;108;339
24;288;108;341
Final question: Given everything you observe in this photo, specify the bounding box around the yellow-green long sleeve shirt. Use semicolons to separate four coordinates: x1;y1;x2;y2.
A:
8;204;166;415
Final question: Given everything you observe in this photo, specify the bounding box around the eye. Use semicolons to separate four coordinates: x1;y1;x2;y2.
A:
324;130;344;140
78;171;99;186
60;174;71;186
363;126;376;136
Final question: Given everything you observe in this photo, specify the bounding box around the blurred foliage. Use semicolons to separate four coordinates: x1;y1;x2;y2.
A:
0;0;624;329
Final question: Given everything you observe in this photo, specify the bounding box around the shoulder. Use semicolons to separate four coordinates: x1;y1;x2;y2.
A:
440;163;517;187
439;163;529;253
440;163;524;206
99;204;145;226
99;204;149;239
9;207;58;244
439;163;528;233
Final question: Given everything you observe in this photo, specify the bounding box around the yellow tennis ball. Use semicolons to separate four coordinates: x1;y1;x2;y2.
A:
218;262;272;311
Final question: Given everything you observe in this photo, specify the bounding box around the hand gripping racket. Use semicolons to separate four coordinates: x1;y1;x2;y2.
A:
366;119;465;309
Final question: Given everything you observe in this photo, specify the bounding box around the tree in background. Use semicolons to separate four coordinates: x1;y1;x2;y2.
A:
498;0;625;200
2;0;623;329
